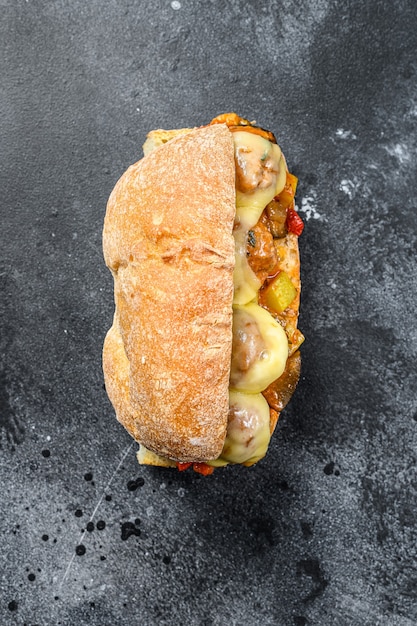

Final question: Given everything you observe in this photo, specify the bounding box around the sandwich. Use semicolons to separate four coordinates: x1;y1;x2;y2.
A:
102;113;304;475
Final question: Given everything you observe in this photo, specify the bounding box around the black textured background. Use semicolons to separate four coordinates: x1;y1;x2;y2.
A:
1;1;416;625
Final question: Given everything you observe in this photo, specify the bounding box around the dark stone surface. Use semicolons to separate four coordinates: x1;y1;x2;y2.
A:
1;1;416;624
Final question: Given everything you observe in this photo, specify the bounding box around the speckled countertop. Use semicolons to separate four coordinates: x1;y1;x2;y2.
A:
1;1;416;625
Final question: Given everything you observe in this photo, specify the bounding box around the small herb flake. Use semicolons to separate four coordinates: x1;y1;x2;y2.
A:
248;230;256;247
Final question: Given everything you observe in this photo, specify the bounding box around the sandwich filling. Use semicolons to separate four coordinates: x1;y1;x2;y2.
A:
206;115;301;468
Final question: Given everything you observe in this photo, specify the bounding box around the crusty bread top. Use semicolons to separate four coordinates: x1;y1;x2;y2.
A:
103;124;236;462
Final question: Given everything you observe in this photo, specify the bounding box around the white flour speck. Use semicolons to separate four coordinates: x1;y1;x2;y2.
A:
385;142;411;166
298;191;325;221
171;1;181;9
339;179;359;199
335;128;357;140
406;102;417;118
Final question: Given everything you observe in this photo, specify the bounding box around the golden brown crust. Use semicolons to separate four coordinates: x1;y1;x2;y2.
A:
103;124;236;462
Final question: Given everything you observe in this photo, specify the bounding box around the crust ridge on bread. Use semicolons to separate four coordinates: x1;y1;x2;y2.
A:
103;124;236;462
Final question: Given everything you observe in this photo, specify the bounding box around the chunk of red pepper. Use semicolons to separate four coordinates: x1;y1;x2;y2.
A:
176;462;215;475
286;207;304;236
176;462;192;472
192;463;215;476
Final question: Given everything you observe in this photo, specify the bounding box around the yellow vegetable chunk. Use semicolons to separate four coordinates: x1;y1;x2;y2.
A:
263;271;297;314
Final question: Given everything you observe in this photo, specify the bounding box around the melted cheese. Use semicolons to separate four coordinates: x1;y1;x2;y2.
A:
230;302;288;393
232;224;262;305
208;391;271;466
233;131;286;209
232;132;286;305
213;130;289;466
235;155;287;221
